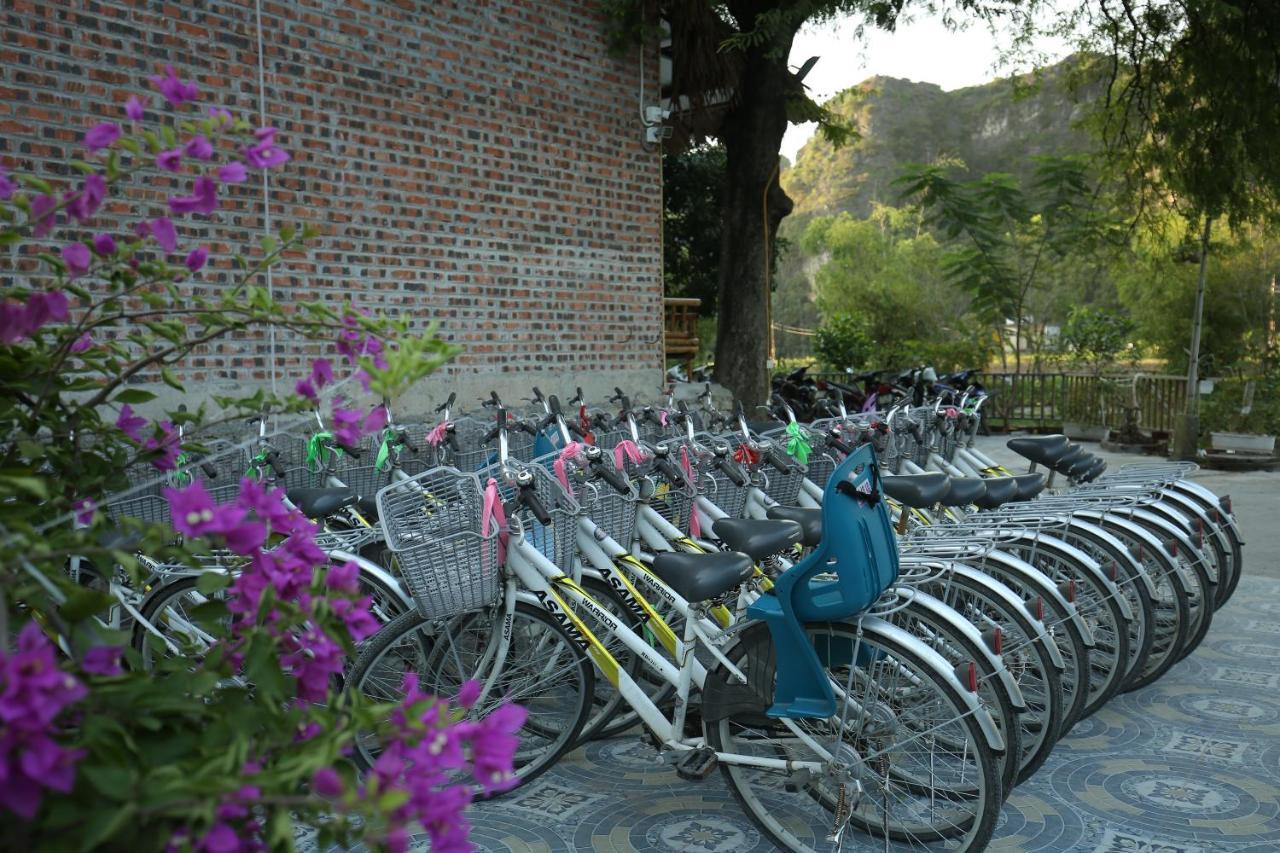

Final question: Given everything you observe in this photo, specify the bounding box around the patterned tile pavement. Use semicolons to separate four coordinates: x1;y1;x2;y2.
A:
449;573;1280;852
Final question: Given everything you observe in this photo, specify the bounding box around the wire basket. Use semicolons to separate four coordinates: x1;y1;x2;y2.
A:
478;460;580;572
699;467;751;519
535;449;640;548
757;448;806;506
591;427;633;452
191;440;249;505
376;467;500;619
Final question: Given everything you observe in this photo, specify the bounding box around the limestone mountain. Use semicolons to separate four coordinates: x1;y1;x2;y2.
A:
782;55;1105;219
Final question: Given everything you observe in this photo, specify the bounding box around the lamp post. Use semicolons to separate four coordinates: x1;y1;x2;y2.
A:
1173;215;1212;460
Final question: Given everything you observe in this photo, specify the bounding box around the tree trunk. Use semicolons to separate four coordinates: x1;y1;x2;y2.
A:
714;39;794;406
1174;215;1212;460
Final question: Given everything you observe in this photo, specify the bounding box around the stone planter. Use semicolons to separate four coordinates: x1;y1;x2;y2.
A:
1063;422;1110;442
1209;432;1276;454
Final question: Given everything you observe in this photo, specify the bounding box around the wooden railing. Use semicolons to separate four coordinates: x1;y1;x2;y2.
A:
663;297;701;373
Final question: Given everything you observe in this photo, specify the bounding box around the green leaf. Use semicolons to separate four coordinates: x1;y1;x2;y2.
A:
0;474;48;499
113;389;157;404
16;174;53;194
196;571;232;595
68;159;97;175
160;368;184;391
378;788;411;811
259;235;279;255
61;586;115;622
78;803;137;850
80;764;137;800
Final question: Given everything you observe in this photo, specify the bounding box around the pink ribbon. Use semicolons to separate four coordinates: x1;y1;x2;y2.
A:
482;478;509;563
553;441;584;493
659;410;668;427
945;407;959;419
612;439;648;470
680;445;701;538
426;420;449;447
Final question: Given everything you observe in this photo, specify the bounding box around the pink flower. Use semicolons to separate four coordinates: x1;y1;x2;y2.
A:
183;135;214;161
241;129;289;169
325;560;360;594
81;646;122;676
156;149;182;172
70;332;93;353
61;243;91;279
184;246;209;272
124;95;145;122
168;176;218;216
91;232;116;256
115;404;147;442
149;65;199;106
311;767;343;798
83;122;120;151
0;166;15;200
164;480;219;537
148;217;178;253
294;378;317;401
216;162;247;184
31;194;58;238
72;497;95;525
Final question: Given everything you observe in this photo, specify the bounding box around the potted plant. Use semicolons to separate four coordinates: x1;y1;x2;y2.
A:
1201;376;1278;454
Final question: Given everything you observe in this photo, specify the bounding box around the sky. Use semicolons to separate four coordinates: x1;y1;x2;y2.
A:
781;12;1074;162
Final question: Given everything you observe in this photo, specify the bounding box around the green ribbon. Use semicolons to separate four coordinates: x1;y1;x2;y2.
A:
374;428;397;473
785;421;812;465
169;452;192;487
305;431;338;473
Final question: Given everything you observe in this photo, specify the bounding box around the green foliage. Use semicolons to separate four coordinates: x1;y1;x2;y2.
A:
1058;305;1136;374
812;312;873;370
1199;373;1280;437
663;146;726;313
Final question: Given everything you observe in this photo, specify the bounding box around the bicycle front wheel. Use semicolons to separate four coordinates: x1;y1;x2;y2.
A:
346;601;594;794
706;620;1001;852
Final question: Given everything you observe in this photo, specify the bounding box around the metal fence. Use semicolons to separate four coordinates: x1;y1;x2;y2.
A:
802;370;1189;433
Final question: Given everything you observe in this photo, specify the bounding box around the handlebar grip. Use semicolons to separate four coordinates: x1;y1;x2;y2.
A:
267;451;287;479
446;391;456;408
446;430;460;452
716;457;749;487
398;430;419;454
200;461;219;479
548;394;563;417
521;486;553;526
532;386;545;402
827;433;854;455
566;420;586;439
767;446;795;474
654;457;689;489
337;442;362;459
592;459;630;494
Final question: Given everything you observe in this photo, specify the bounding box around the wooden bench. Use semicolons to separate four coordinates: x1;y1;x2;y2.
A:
664;297;701;376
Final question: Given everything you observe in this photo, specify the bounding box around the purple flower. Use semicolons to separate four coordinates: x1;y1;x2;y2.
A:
216;162;248;184
81;646;122;676
156;148;182;173
61;243;91;279
208;107;232;125
220;511;268;556
282;628;344;702
332;596;379;642
91;232;116;256
184;245;209;272
70;332;93;353
236;478;306;535
72;497;96;526
124;95;145;122
311;767;344;798
115;404;147;442
331;407;363;447
0;622;87;819
0;166;15;200
457;680;482;708
241;130;289;169
197;823;238;853
31;194;58;238
23;291;69;334
148;217;178;253
310;358;333;388
83;122;120;152
294;378;317;401
168;176;218;216
149;65;199;107
145;420;182;470
65;174;106;225
183;135;214;161
326;560;360;594
164;480;218;537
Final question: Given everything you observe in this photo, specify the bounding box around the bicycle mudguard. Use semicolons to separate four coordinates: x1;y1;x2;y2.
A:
746;444;900;719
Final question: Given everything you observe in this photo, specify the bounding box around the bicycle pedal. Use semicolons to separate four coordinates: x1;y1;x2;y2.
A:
673;747;717;781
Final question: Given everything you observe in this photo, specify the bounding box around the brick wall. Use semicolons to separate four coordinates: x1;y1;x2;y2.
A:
0;0;664;413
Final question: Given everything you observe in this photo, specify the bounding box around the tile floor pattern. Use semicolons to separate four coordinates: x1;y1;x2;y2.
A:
446;574;1280;852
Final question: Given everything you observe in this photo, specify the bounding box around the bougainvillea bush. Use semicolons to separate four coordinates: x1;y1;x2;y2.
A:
0;67;517;851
